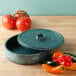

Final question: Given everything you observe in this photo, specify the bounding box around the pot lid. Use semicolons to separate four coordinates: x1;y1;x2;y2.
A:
17;29;64;51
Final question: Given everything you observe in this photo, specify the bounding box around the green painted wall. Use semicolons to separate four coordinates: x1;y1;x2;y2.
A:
0;0;76;15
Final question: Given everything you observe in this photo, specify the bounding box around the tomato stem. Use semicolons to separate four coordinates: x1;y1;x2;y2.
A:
21;13;23;19
9;14;14;19
17;11;29;17
62;66;64;70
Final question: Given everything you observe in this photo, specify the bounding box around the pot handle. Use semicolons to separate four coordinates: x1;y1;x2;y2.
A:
36;34;46;41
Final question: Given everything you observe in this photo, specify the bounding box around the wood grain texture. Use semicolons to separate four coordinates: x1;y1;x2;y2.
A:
0;16;76;76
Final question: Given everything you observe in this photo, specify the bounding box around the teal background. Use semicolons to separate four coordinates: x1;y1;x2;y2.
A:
0;0;76;15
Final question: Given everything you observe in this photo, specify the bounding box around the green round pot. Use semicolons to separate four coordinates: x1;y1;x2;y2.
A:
5;35;49;65
4;29;64;65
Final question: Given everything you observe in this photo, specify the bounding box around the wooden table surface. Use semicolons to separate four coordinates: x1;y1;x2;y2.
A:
0;16;76;76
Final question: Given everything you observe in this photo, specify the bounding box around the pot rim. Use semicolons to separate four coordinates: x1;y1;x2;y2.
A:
5;35;48;56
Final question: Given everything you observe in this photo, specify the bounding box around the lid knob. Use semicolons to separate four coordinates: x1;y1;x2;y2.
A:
36;34;46;41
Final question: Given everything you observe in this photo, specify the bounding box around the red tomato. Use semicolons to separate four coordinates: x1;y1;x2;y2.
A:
58;55;72;66
14;10;29;21
16;17;31;32
52;51;63;60
2;14;16;29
